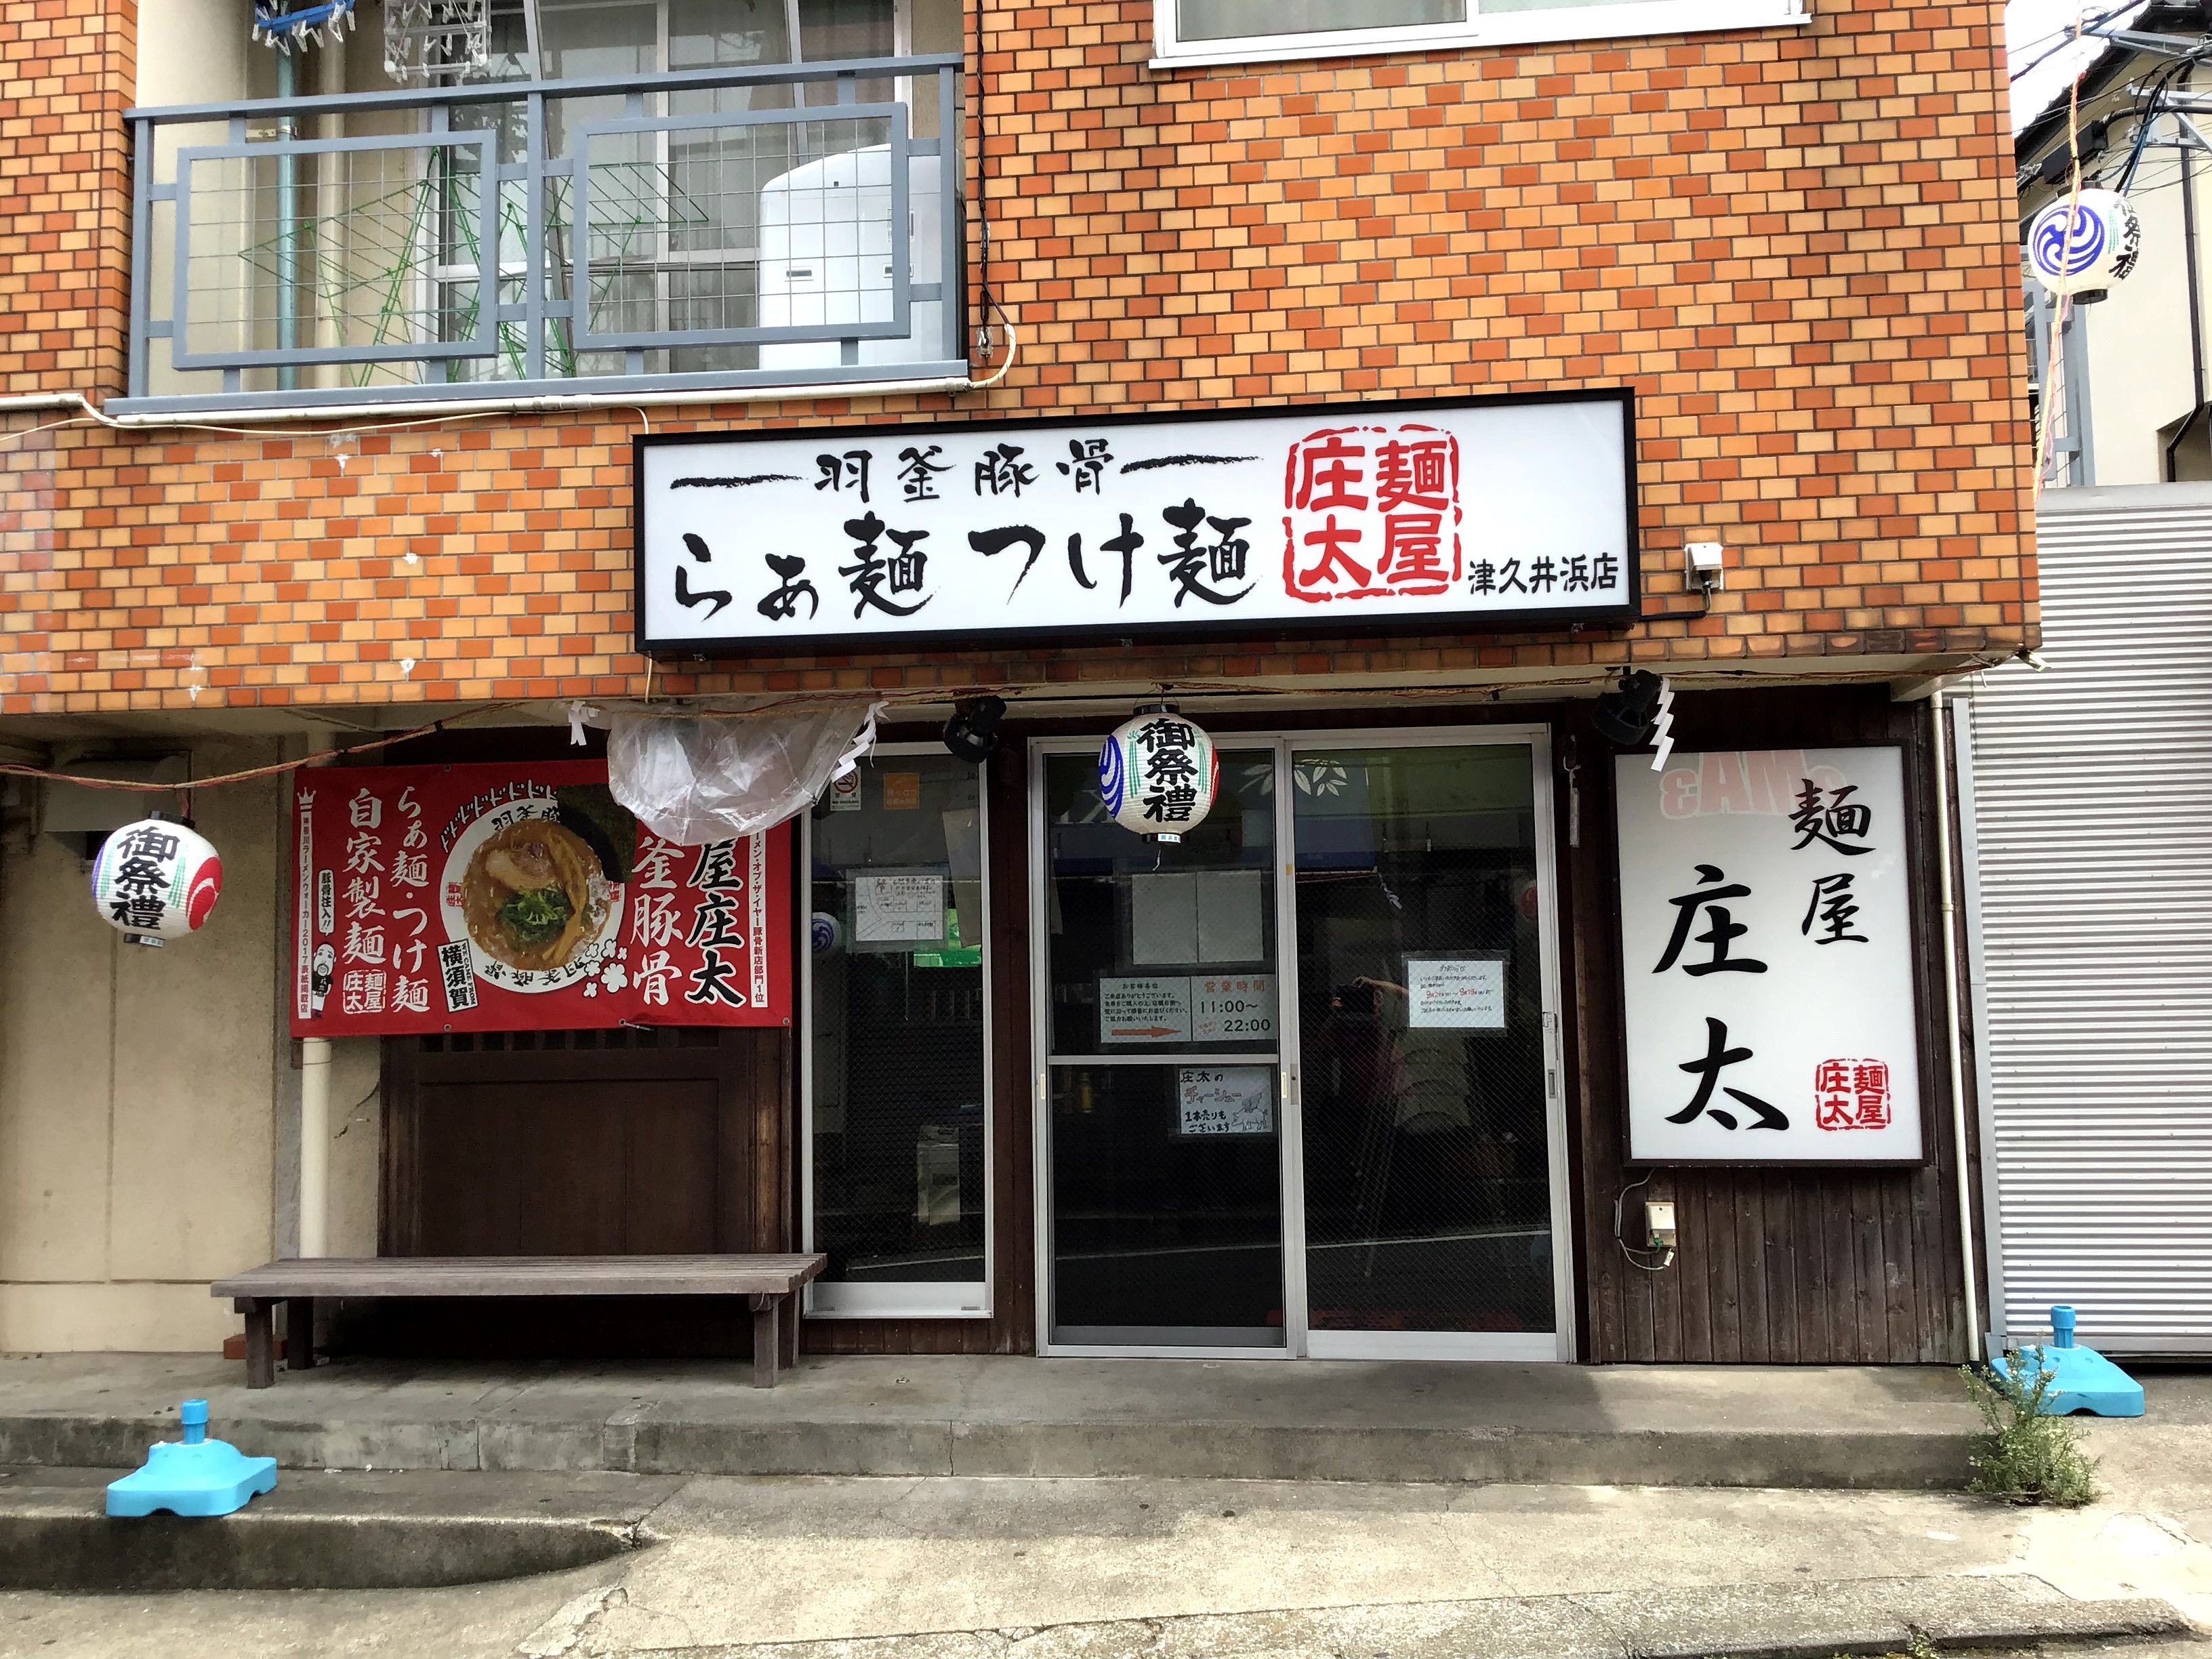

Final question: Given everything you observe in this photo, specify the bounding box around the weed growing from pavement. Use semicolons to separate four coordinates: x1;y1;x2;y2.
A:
1959;1351;2101;1506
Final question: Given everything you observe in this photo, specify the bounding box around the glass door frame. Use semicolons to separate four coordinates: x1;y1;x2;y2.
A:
800;739;994;1319
1028;722;1575;1362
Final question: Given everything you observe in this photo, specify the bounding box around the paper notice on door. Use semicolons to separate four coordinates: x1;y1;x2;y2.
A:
1132;870;1265;964
1406;957;1507;1028
854;873;945;943
1099;976;1193;1044
1178;1066;1275;1136
1192;975;1275;1042
1131;872;1196;964
1195;870;1265;962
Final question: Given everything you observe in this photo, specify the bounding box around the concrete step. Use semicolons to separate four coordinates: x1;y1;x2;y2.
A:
0;1352;1992;1488
0;1465;674;1591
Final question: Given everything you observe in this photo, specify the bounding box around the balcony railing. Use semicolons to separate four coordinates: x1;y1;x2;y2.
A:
118;54;967;413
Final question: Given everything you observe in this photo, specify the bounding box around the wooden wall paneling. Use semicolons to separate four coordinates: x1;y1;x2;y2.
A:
1910;1156;1952;1363
1847;1172;1883;1359
1761;1179;1792;1363
714;1035;750;1253
1572;687;1975;1364
1548;737;1599;1361
1901;704;1971;1361
378;1038;417;1256
622;1091;718;1254
1801;1183;1835;1364
363;1027;777;1357
1568;705;1631;1364
1879;1163;1921;1361
1704;1174;1743;1363
750;1027;786;1253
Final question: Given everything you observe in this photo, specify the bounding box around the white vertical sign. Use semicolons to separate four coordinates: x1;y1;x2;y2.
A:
1615;747;1923;1163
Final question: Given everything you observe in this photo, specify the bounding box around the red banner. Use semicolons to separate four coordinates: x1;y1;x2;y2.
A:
289;761;791;1037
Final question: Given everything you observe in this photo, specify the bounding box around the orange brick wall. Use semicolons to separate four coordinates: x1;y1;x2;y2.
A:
0;0;133;401
0;0;2034;716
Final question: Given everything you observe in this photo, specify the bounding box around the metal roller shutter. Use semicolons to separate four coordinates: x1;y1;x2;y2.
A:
1964;482;2212;1354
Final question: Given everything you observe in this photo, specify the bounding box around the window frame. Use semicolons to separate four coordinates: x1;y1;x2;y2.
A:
800;741;995;1322
1149;0;1807;70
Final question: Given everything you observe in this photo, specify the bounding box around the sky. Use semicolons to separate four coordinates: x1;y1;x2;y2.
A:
2006;0;2152;132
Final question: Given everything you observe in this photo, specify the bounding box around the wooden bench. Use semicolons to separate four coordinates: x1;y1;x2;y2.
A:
211;1254;827;1390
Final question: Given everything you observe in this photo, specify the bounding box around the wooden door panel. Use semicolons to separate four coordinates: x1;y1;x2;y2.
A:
371;1027;787;1359
623;1089;726;1253
386;1028;779;1260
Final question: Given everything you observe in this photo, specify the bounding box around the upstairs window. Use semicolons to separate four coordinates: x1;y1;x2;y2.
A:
1154;0;1806;66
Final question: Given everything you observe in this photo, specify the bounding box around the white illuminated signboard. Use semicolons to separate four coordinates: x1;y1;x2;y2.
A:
634;392;1637;654
1615;747;1924;1164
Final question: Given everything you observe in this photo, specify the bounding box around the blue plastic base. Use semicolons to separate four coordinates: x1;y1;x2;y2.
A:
106;1438;279;1518
1992;1343;2146;1418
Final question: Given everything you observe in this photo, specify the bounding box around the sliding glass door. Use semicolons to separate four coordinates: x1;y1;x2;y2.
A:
804;745;989;1317
1036;748;1285;1349
1033;728;1570;1360
1289;738;1565;1359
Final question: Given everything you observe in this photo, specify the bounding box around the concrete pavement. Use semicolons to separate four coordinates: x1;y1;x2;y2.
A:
0;1395;2207;1658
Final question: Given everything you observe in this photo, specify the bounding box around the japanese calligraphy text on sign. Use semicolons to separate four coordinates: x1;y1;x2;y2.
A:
635;391;1637;654
291;761;792;1037
1614;747;1923;1164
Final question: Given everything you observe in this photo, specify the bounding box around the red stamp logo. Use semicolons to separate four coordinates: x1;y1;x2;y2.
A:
1282;424;1461;603
1814;1059;1891;1130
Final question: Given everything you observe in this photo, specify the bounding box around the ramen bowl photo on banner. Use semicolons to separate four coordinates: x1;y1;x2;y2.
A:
289;760;792;1036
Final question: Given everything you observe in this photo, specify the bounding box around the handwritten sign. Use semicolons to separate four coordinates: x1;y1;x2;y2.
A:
1178;1067;1275;1136
1406;958;1506;1028
853;872;945;944
634;392;1637;654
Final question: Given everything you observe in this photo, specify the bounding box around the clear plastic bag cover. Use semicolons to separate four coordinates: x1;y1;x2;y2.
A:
605;705;879;846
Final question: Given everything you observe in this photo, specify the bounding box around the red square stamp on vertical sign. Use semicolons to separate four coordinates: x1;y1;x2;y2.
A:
1814;1059;1892;1130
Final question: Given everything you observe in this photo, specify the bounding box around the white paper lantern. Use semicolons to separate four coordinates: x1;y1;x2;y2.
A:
2028;190;2142;300
1099;708;1219;839
89;815;224;946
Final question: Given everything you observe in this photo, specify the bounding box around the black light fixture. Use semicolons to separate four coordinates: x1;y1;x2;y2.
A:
1592;669;1665;748
943;695;1007;764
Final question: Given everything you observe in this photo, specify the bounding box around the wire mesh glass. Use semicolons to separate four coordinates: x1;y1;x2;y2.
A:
808;756;987;1290
1049;1065;1287;1347
1292;745;1555;1336
1042;752;1277;1059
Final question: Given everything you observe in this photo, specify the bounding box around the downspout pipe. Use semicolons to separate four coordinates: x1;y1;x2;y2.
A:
300;1037;331;1257
1931;689;1982;1361
2167;100;2207;483
276;49;299;396
298;733;334;1261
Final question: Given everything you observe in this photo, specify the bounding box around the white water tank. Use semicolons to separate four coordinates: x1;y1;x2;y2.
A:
758;143;944;371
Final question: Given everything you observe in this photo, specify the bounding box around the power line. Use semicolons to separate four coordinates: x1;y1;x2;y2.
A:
2011;3;2139;83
